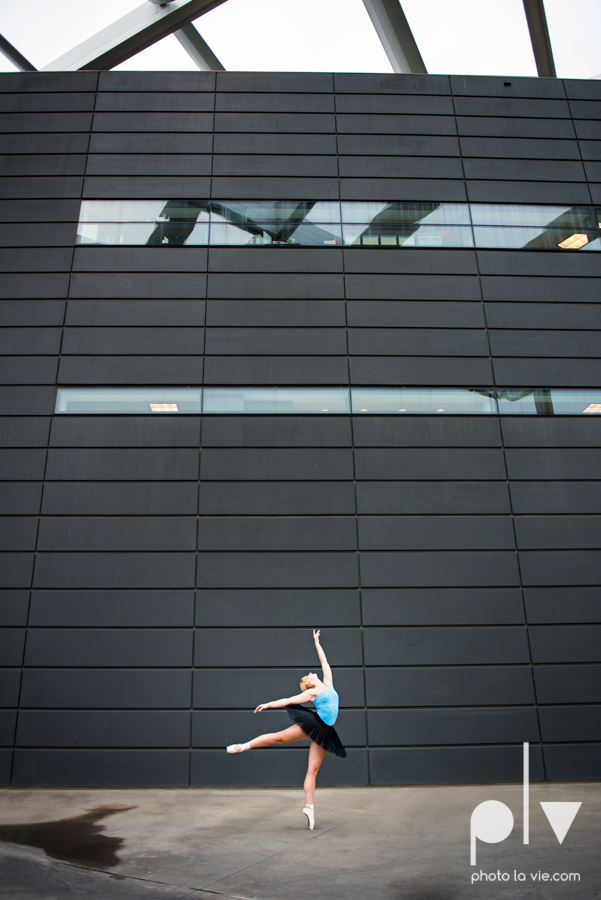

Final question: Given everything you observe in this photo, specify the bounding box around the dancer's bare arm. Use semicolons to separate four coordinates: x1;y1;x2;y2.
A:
313;629;333;687
254;690;314;713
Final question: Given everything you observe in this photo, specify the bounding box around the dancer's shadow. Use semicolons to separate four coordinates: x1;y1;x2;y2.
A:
0;804;137;869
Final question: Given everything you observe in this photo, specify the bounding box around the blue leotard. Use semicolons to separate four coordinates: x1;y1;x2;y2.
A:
313;685;339;726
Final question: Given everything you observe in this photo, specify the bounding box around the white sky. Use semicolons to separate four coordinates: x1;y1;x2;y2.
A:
0;0;599;78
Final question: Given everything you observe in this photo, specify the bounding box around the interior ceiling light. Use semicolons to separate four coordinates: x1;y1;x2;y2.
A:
583;404;601;413
149;403;178;412
558;233;589;249
437;408;445;412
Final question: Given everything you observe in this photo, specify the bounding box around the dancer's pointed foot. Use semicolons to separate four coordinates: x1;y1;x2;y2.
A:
303;805;315;831
226;742;251;753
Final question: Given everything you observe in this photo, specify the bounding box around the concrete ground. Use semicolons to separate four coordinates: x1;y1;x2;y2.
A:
0;783;599;900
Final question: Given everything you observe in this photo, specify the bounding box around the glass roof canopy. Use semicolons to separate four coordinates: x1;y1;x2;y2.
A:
0;0;597;79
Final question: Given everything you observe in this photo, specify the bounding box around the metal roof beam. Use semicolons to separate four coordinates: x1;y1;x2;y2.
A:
522;0;556;78
362;0;426;74
0;33;37;72
175;22;224;71
42;0;228;72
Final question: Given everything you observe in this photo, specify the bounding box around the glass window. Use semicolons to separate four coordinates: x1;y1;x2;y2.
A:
208;223;272;246
79;200;210;223
287;224;343;246
209;201;342;245
146;219;209;246
77;223;156;246
202;388;351;414
402;225;473;248
55;389;202;414
79;201;169;223
343;224;472;248
412;204;471;226
341;202;471;225
497;389;601;415
54;387;601;416
210;200;340;226
178;224;210;246
209;221;342;246
299;202;341;224
351;388;497;415
210;200;297;226
340;201;388;223
473;226;600;251
470;204;596;229
76;222;210;246
77;200;601;252
78;201;210;246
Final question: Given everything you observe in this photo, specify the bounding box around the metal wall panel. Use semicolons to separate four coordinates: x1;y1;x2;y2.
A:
1;70;599;788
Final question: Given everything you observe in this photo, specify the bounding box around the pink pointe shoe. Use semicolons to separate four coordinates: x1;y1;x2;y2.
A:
303;805;315;830
226;742;251;753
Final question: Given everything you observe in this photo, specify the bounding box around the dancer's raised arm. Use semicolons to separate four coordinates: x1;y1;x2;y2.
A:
254;689;314;713
313;629;333;687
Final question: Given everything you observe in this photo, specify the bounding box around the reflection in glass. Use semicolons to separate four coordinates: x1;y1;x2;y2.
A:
474;226;600;251
341;202;470;225
209;201;342;245
77;201;601;251
55;389;202;414
78;223;156;246
79;200;210;223
202;388;351;414
145;201;210;245
351;388;497;415
54;387;601;416
211;200;340;226
470;204;597;229
557;233;598;250
79;200;168;222
77;221;210;246
181;223;211;245
209;223;271;246
78;200;210;246
209;221;342;246
344;224;473;247
497;389;601;415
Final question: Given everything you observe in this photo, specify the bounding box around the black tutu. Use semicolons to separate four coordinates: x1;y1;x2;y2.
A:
286;705;347;758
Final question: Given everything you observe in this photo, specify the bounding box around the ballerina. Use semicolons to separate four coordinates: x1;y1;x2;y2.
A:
226;629;346;830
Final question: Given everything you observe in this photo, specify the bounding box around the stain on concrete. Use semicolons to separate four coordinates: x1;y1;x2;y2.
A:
0;804;137;869
391;887;460;900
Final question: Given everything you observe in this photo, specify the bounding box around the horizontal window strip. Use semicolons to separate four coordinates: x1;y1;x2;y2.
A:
76;200;601;251
54;388;601;416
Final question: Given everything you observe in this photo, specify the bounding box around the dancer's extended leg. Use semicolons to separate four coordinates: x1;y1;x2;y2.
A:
250;724;306;748
227;724;306;752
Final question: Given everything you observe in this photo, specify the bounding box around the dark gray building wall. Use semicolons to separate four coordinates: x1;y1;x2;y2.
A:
0;70;600;787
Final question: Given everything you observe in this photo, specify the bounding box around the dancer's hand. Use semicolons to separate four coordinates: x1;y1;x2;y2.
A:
313;629;321;645
254;703;269;713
